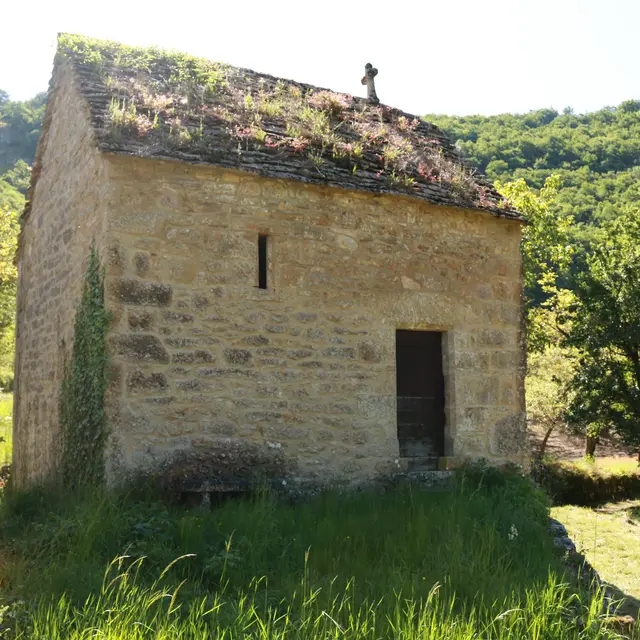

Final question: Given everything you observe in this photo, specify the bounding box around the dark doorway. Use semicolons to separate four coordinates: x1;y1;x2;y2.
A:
396;330;445;462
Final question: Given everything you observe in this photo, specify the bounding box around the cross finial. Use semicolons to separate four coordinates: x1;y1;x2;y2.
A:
361;63;379;104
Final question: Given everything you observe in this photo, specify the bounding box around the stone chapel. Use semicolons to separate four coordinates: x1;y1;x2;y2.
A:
13;34;527;489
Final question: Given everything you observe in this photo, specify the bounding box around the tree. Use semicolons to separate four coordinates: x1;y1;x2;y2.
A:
1;160;31;194
526;345;576;458
0;206;18;389
0;91;46;172
496;175;574;352
565;206;640;457
0;207;18;332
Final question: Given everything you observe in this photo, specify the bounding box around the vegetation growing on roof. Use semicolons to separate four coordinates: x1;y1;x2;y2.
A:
57;34;513;213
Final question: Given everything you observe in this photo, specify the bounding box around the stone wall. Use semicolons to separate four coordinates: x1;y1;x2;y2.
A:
103;157;526;485
13;60;109;488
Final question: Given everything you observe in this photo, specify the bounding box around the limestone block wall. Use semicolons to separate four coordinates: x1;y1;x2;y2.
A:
13;61;109;488
103;157;526;484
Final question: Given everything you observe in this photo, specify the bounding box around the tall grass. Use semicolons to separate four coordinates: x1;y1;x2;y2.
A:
0;468;623;638
18;559;613;639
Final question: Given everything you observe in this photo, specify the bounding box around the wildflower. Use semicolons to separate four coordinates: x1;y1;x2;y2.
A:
508;524;518;541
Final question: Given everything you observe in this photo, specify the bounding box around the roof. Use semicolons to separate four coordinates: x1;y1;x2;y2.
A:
54;34;523;220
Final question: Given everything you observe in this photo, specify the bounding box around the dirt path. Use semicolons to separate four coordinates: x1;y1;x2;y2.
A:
528;424;633;460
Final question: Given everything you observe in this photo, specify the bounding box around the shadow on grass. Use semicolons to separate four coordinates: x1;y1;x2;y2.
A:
556;499;640;628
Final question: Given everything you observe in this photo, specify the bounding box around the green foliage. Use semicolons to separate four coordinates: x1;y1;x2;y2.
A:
0;207;18;332
565;207;640;454
58;34;226;101
0;205;18;390
0;186;21;390
0;393;11;463
0;176;24;214
1;159;31;194
0;326;14;392
526;346;577;449
0;475;618;638
496;176;574;351
14;567;614;639
533;458;640;506
429;103;640;256
0;90;46;173
59;245;109;489
498;175;573;294
428;105;640;178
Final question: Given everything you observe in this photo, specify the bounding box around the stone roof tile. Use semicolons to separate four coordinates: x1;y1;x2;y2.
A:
55;34;523;221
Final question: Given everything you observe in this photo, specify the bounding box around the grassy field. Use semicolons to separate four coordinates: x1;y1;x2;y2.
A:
0;392;11;466
0;468;624;639
0;407;634;637
552;500;640;617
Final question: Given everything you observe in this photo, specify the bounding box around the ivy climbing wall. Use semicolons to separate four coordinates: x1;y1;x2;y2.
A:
13;60;109;488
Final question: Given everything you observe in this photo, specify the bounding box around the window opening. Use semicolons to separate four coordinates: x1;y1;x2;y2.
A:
258;234;268;289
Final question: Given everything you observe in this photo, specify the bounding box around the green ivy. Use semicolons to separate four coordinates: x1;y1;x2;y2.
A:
59;244;109;488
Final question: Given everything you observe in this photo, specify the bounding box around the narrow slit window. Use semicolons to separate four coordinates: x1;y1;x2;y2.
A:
258;234;268;289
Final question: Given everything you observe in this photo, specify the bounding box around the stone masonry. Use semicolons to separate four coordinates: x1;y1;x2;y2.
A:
99;156;526;485
13;37;527;488
13;61;109;487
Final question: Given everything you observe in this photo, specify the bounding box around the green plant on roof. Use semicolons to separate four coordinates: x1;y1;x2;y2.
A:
58;34;488;207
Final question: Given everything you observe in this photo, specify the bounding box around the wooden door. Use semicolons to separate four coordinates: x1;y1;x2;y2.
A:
396;330;445;459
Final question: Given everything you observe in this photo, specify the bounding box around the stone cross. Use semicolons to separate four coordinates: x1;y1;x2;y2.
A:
361;63;379;104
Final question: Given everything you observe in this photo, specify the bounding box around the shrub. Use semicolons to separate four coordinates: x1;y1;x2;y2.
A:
533;457;640;505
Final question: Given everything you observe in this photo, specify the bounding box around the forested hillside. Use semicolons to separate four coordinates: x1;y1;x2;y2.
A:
428;101;640;245
0;90;45;209
0;91;44;386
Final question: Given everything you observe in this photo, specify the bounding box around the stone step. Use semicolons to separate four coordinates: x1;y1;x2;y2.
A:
403;456;440;472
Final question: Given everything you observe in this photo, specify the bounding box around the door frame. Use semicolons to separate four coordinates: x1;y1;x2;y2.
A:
394;323;454;459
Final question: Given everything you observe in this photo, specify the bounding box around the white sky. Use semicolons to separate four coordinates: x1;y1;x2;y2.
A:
1;0;638;116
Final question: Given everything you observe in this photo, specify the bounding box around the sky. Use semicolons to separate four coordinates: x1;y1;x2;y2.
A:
1;0;638;116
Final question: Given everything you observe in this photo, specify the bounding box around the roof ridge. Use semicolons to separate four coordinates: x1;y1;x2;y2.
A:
54;33;523;221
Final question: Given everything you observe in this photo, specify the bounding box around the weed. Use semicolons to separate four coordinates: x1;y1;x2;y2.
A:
58;35;490;208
